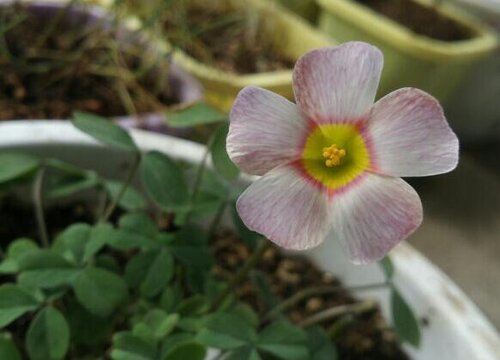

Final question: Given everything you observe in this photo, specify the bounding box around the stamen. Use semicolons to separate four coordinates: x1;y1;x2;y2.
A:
322;144;347;167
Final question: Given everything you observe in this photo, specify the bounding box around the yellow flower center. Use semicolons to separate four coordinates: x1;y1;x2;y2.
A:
301;123;371;190
322;144;346;167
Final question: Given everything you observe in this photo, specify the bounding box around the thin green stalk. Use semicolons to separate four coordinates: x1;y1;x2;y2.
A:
298;299;377;328
327;314;355;339
100;153;141;222
33;167;49;247
262;281;389;322
210;240;272;311
185;133;216;224
208;200;228;238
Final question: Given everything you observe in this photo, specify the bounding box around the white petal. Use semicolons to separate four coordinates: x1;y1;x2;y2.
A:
227;86;307;176
237;165;331;250
293;42;383;123
329;173;422;264
368;88;459;177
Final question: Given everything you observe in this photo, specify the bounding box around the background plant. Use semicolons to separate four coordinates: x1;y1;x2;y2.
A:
0;1;174;120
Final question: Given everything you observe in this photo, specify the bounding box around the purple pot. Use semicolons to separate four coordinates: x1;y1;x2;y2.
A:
0;1;203;136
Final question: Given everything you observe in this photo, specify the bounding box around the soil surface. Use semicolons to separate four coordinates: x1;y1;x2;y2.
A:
0;4;177;121
213;232;409;359
163;4;295;74
356;0;472;41
0;198;408;359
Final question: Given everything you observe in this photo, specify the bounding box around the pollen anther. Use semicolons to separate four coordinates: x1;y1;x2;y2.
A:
322;144;347;167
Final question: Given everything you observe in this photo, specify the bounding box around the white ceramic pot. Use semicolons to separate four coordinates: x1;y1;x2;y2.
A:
0;121;499;359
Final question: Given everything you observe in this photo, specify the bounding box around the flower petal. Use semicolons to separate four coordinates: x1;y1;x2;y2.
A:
237;165;331;250
227;86;307;176
293;42;383;123
329;173;422;264
367;88;459;177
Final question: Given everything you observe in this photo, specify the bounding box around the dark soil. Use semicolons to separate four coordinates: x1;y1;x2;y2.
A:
213;232;409;360
163;4;295;74
0;4;177;121
0;198;96;248
0;197;408;359
356;0;473;41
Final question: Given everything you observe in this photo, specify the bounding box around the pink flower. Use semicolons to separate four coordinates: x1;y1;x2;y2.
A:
227;42;459;264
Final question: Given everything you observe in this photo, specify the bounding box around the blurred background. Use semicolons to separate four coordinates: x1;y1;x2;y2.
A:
1;0;499;331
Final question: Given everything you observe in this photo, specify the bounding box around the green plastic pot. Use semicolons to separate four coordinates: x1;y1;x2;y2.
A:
160;0;333;112
316;0;498;102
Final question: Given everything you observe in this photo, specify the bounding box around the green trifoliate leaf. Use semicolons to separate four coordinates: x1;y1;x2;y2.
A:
160;334;206;360
162;341;206;360
111;332;157;360
211;123;240;180
226;346;262;360
199;169;231;199
72;111;138;152
0;284;40;328
82;223;113;262
159;285;183;313
165;102;226;128
307;327;338;360
256;321;309;360
133;309;179;341
88;223;158;253
26;307;70;360
105;180;147;211
175;295;209;317
227;303;259;328
125;249;174;298
53;223;92;265
0;335;22;360
391;287;421;347
197;312;257;350
66;297;112;346
72;267;128;317
0;153;39;183
0;238;38;273
118;213;159;239
141;151;189;210
17;250;79;289
168;227;212;268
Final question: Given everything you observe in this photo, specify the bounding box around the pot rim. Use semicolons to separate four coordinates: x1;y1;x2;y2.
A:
0;120;498;358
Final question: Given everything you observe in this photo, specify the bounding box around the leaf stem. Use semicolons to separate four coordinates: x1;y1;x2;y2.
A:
210;239;272;311
33;166;49;247
262;281;389;322
100;152;141;222
298;299;377;328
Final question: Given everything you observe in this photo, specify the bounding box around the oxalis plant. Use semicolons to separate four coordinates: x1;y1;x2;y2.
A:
0;42;458;360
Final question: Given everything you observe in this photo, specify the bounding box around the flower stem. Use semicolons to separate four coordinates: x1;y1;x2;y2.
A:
101;152;141;223
262;281;389;322
298;299;377;328
210;239;272;311
33;166;49;248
